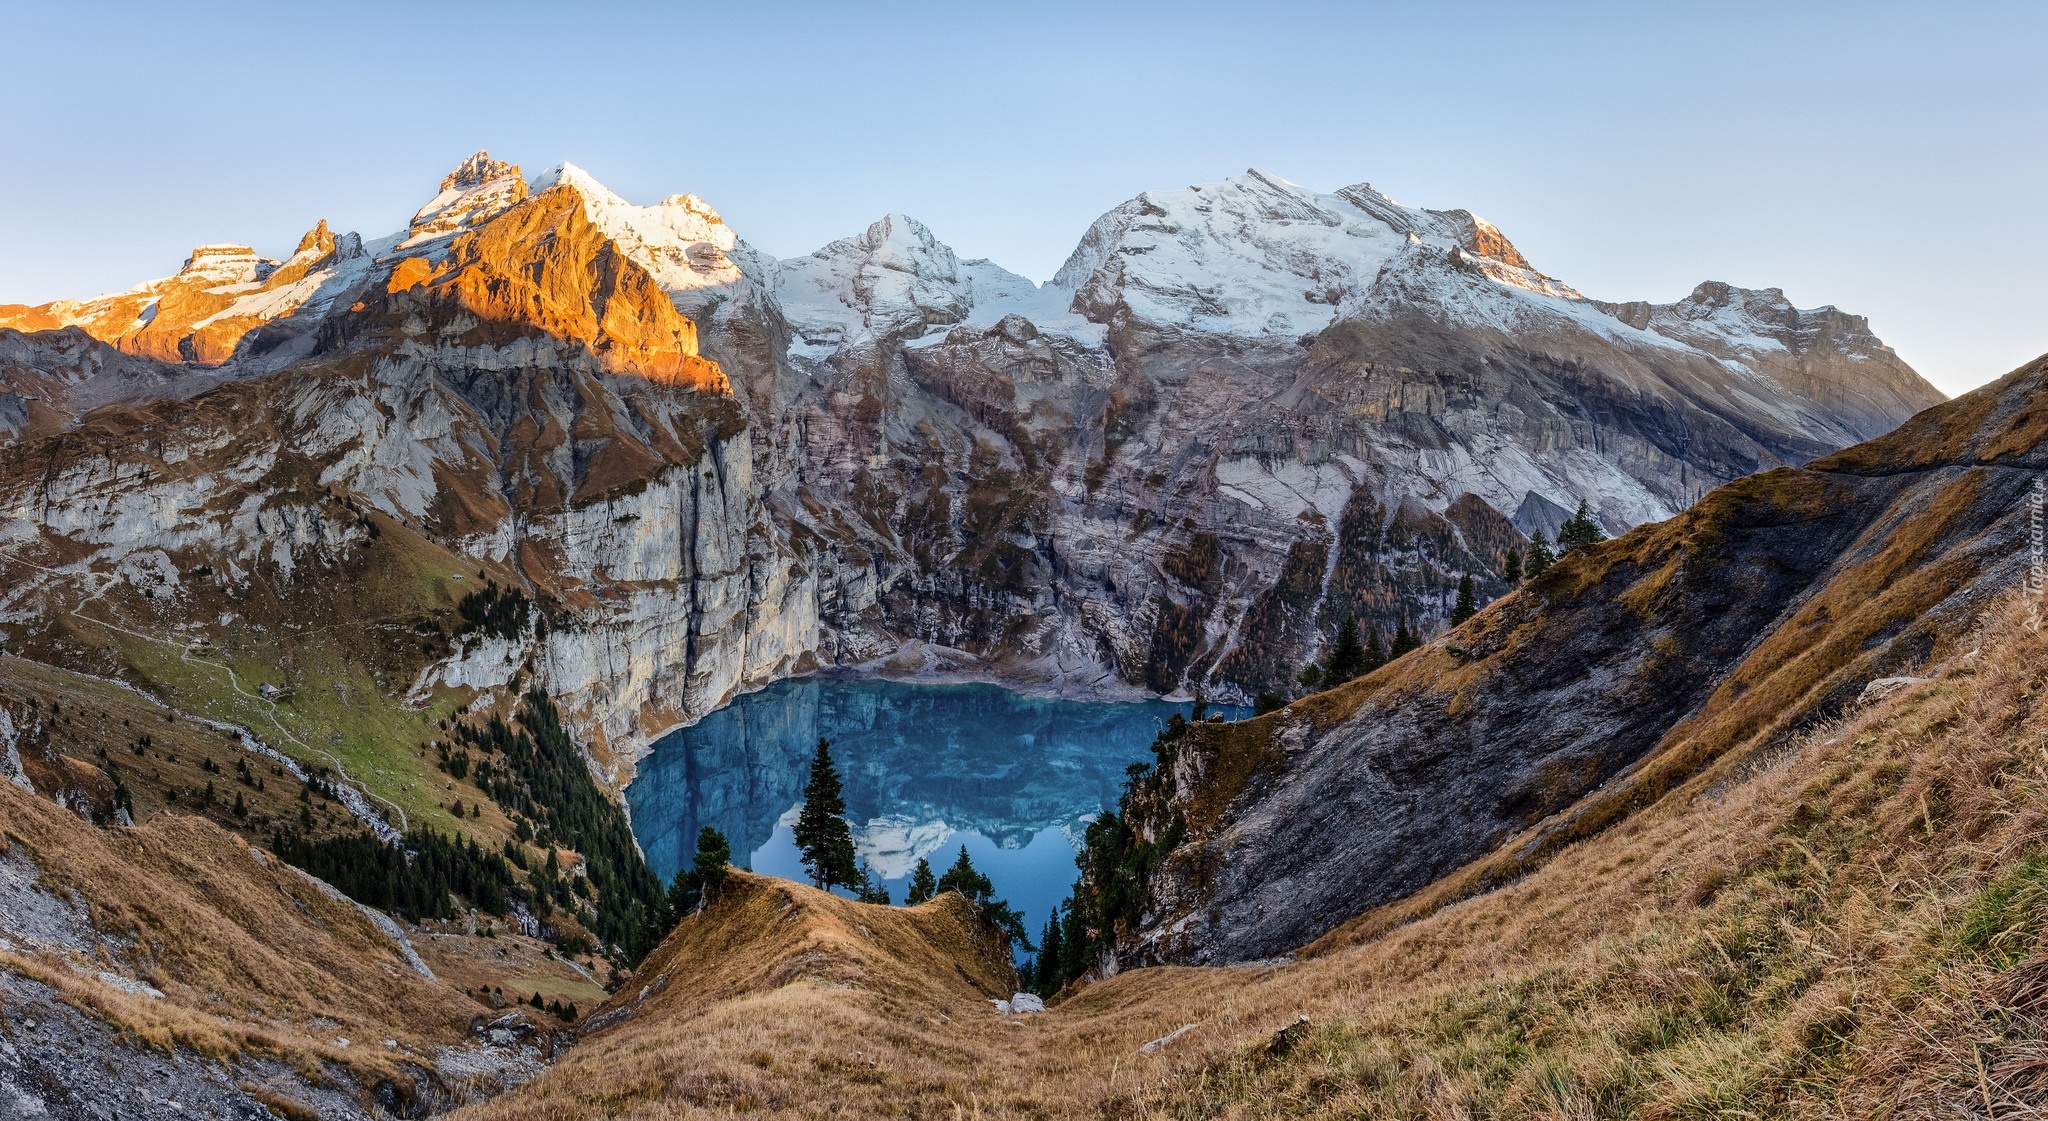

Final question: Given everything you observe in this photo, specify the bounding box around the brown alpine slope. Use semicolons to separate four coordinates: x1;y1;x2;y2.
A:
412;590;2048;1118
0;764;484;1118
425;357;2048;1119
0;658;609;1118
457;872;1027;1119
1108;353;2048;966
0;357;2041;1117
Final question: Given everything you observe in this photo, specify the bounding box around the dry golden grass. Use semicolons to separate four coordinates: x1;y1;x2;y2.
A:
0;775;481;1089
1065;589;2048;1119
1331;460;1997;933
456;874;1045;1118
1814;354;2048;473
454;591;2048;1118
414;924;611;1011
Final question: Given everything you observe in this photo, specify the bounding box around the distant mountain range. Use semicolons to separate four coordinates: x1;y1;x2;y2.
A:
0;152;1943;766
6;150;2030;1121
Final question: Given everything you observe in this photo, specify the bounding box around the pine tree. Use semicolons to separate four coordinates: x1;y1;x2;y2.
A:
1325;615;1367;683
1558;500;1607;553
1363;628;1388;674
936;846;1031;947
1504;548;1523;585
664;868;695;923
936;845;993;900
1392;615;1421;657
232;790;248;818
1451;574;1478;625
693;826;731;893
692;826;730;905
905;857;936;904
1034;907;1065;997
855;862;891;904
1526;531;1555;578
794;738;859;890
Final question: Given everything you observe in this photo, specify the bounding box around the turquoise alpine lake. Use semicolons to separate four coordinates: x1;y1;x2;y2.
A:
624;677;1240;952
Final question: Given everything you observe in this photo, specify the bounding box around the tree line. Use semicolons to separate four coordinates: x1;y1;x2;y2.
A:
442;687;665;958
1262;499;1607;714
270;825;518;922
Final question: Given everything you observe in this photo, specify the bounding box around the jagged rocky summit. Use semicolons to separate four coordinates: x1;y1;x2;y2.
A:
0;153;1944;776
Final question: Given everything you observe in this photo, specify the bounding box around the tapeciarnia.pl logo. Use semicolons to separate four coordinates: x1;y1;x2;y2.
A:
2029;477;2046;631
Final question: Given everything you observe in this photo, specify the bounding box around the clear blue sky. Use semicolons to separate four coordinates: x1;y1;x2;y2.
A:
4;1;2041;394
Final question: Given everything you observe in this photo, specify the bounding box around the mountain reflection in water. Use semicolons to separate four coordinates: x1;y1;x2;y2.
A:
625;677;1235;936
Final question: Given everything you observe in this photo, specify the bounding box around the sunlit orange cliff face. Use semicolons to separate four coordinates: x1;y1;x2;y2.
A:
0;240;315;366
0;157;729;394
387;184;729;393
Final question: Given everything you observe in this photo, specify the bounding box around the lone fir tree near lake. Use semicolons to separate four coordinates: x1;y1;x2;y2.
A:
905;857;937;904
794;737;860;891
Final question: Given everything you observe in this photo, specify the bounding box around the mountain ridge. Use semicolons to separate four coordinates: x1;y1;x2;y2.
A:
1088;350;2045;967
0;152;1945;775
3;149;2042;1121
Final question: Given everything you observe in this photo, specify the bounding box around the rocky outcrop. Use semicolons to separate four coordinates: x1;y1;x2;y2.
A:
0;215;386;369
408;153;529;242
1601;281;1941;442
394;184;728;392
0;326;220;437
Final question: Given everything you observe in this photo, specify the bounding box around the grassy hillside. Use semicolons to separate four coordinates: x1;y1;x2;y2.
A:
1088;356;2047;967
1105;590;2048;1117
0;772;472;1097
456;871;1025;1119
23;502;507;839
0;660;613;1112
411;590;2048;1119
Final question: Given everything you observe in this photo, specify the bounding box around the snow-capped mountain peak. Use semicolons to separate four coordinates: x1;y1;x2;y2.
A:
1053;169;1568;339
527;160;625;204
175;244;275;286
773;213;1097;358
526;161;767;310
405;151;529;245
774;213;969;347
